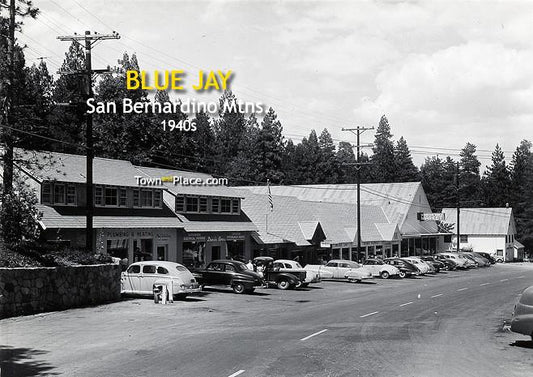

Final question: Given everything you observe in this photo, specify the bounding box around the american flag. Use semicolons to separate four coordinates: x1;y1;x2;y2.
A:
267;179;273;212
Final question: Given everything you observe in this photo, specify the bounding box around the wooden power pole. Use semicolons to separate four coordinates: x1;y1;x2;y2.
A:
57;31;120;252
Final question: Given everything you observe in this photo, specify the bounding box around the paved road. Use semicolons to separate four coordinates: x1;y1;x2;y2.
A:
1;264;533;377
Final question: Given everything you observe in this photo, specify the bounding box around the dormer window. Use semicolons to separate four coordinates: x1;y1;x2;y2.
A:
42;182;77;206
54;184;66;204
42;183;52;204
175;195;240;215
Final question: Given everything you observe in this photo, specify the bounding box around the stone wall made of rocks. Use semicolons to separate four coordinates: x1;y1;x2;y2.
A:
0;264;121;319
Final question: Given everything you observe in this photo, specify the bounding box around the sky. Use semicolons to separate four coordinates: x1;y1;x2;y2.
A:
15;0;533;167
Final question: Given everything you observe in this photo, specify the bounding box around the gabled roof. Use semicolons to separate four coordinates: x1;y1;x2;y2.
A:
15;149;143;187
441;208;514;235
241;182;437;236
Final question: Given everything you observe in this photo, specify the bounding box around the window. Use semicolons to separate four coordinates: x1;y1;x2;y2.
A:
119;188;127;206
496;249;503;256
176;196;185;212
127;265;140;274
154;190;162;208
141;190;153;207
326;262;338;267
211;198;220;213
231;199;239;214
143;265;156;274
284;263;292;269
42;183;52;204
133;189;140;207
186;197;199;212
460;235;468;243
207;263;223;271
221;199;231;213
444;235;452;243
54;184;66;204
66;185;76;205
199;197;208;213
157;267;169;274
105;187;118;206
95;186;103;206
225;265;236;272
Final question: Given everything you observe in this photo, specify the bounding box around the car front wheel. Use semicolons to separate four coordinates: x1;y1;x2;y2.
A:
277;279;291;290
398;271;406;278
232;283;246;294
380;271;390;279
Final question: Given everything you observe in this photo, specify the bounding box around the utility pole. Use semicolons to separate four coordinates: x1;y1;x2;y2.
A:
456;161;461;253
342;126;374;263
57;31;120;252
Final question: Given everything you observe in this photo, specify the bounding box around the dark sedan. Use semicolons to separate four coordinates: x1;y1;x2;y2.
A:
193;259;264;294
383;258;419;278
421;256;446;272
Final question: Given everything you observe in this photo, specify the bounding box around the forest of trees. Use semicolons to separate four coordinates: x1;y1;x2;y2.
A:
1;19;533;253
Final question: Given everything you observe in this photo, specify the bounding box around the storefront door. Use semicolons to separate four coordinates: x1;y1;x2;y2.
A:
157;245;168;261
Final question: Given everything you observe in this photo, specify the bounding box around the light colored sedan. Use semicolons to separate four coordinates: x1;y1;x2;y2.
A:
121;261;201;300
363;259;401;279
401;257;430;275
274;259;321;287
511;285;533;340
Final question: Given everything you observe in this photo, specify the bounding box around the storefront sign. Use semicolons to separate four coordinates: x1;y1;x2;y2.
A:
184;232;246;242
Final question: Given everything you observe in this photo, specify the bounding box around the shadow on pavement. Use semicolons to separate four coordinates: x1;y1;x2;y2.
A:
202;287;270;296
510;340;533;349
0;346;58;377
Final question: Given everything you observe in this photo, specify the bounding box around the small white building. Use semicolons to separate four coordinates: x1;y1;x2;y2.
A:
440;208;521;262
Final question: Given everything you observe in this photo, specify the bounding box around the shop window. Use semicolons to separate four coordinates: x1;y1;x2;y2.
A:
176;196;185;212
133;189;140;207
183;242;206;268
496;249;503;256
460;235;468;243
231;199;239;214
66;185;76;205
42;183;52;204
221;198;231;213
54;184;66;204
141;190;153;207
186;197;199;212
105;187;118;206
154;190;162;208
106;239;128;259
119;188;127;206
444;235;452;243
211;198;220;213
199;197;208;213
95;186;103;206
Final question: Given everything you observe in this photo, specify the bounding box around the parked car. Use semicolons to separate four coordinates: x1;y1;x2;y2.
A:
306;259;372;282
475;252;496;264
253;256;305;289
383;258;419;278
412;257;437;274
193;259;264;294
273;259;320;287
461;252;490;267
434;255;458;270
511;285;533;340
437;252;469;269
303;264;334;279
362;259;400;279
401;257;430;275
420;256;446;272
121;261;201;300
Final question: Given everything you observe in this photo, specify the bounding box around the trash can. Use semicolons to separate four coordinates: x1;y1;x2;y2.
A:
153;285;162;303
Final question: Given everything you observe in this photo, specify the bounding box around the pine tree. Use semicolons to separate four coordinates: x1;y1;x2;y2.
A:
394;136;419;182
510;140;533;250
317;128;339;183
371;115;395;183
336;141;356;184
482;144;510;207
459;142;482;207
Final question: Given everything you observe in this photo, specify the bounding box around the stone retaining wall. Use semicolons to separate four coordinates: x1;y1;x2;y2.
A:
0;264;121;319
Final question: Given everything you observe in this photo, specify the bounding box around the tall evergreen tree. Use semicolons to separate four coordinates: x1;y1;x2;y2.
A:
317;128;339;183
371;115;395;182
421;156;457;211
393;136;419;182
509;140;533;249
459;142;482;207
255;108;284;183
482;144;511;207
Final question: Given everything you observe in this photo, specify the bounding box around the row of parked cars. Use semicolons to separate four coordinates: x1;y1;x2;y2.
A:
120;251;496;299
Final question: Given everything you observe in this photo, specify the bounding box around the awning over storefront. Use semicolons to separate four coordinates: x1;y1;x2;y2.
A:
37;205;183;229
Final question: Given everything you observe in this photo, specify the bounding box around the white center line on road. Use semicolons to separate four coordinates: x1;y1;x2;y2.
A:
227;370;245;377
300;329;328;341
517;276;525;279
500;279;509;282
360;311;379;318
431;294;443;298
399;301;413;307
480;283;491;286
457;288;468;291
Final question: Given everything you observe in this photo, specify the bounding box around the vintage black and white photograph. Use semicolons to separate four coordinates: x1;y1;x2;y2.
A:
1;1;533;376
